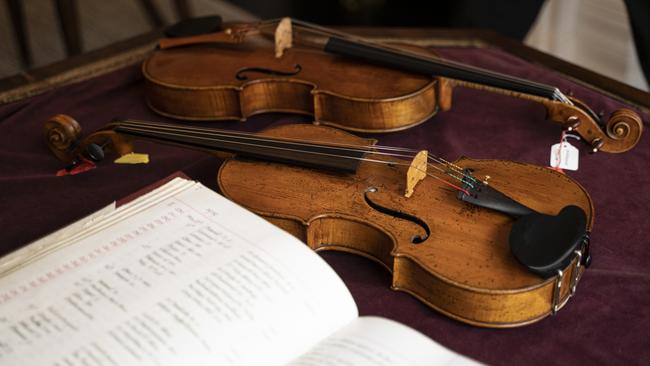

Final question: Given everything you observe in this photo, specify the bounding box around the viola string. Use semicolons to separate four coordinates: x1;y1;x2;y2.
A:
117;119;411;153
115;122;475;193
280;20;569;103
213;19;570;108
438;157;477;184
116;120;477;187
285;20;571;104
116;119;478;186
117;124;421;169
246;18;561;100
118;120;475;186
426;172;470;195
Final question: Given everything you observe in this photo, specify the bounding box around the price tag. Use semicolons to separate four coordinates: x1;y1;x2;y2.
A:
550;140;579;171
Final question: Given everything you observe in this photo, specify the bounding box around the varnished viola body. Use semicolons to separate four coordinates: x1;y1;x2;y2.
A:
44;115;594;327
217;124;593;327
142;17;643;153
143;44;441;132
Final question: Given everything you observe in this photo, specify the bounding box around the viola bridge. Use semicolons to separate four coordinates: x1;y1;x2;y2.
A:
405;150;427;198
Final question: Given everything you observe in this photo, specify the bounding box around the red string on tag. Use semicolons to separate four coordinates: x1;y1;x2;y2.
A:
549;131;566;174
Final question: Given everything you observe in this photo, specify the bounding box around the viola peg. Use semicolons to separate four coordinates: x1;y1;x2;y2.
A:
565;116;581;131
85;143;105;162
590;138;604;153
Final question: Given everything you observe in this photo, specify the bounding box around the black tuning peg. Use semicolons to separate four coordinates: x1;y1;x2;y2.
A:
62;143;104;173
85;143;105;162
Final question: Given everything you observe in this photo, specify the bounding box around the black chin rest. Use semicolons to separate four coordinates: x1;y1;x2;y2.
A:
509;205;587;278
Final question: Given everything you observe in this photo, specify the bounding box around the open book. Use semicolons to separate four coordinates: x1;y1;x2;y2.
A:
0;177;479;365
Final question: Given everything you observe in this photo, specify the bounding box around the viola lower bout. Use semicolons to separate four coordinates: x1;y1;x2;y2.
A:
217;124;594;327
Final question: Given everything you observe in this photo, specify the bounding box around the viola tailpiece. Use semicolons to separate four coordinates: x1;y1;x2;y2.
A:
45;114;594;327
143;17;643;154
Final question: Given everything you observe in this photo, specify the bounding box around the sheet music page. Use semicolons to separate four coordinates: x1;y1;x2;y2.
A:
289;317;481;366
0;202;116;276
0;179;358;366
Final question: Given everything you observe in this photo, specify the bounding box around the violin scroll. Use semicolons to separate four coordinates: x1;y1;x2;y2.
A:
604;108;643;152
544;98;643;153
44;114;83;163
44;114;134;165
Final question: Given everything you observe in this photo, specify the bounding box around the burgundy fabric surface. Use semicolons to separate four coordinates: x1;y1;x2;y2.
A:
1;46;649;365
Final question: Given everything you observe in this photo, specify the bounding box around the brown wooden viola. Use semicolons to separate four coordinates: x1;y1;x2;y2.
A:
45;114;594;328
143;17;643;153
144;24;439;133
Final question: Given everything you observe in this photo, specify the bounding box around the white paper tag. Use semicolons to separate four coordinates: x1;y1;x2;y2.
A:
550;141;579;171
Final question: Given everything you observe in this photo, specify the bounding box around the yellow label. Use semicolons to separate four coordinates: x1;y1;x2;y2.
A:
114;153;150;164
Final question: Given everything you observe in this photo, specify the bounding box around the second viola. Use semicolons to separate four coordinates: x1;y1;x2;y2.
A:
143;17;643;153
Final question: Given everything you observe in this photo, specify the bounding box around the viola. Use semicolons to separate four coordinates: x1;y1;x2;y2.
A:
144;21;440;133
45;114;593;327
143;17;642;153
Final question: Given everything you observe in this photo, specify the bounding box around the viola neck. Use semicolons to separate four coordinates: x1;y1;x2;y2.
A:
323;37;570;103
112;120;365;172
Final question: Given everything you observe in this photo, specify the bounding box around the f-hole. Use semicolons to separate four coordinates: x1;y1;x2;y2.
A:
236;64;302;80
364;187;430;244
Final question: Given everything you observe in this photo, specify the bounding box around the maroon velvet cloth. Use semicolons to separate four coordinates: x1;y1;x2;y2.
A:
1;47;648;365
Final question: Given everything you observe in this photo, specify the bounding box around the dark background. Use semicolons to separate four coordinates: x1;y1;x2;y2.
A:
228;0;649;82
232;0;544;40
2;0;648;85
